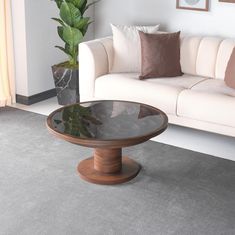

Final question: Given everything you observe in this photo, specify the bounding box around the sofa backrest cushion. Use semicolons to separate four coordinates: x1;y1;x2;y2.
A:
196;37;223;78
224;47;235;89
215;39;235;79
180;37;202;76
180;36;235;79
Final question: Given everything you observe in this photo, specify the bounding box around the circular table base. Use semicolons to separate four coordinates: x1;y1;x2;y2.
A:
77;156;141;185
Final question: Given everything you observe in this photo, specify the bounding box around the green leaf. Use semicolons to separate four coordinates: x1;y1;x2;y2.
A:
57;26;66;43
77;0;86;8
81;0;99;15
54;0;63;9
65;43;71;54
74;17;90;30
55;45;72;57
68;3;82;26
67;0;86;8
63;26;83;47
65;43;73;56
55;45;66;53
51;17;66;26
80;0;88;15
60;2;81;27
81;21;92;35
60;2;72;26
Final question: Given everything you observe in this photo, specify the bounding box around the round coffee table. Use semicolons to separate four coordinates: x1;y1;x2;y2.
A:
47;100;168;185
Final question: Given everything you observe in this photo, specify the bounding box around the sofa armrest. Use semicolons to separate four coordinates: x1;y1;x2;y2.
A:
79;37;113;101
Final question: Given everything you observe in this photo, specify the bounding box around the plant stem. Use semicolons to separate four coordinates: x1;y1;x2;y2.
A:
69;45;78;66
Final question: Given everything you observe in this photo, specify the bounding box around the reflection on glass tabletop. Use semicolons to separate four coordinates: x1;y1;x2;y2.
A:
47;100;168;141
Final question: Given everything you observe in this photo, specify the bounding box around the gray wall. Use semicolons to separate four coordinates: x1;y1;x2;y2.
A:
94;0;235;38
24;0;66;96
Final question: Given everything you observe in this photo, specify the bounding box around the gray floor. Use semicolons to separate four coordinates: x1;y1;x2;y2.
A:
1;107;235;235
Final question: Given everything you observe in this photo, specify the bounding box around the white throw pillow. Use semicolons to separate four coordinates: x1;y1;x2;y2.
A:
110;24;160;73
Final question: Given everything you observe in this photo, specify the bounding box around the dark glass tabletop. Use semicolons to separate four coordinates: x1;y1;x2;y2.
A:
47;100;168;143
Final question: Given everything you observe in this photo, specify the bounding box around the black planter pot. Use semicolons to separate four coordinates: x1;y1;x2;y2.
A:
52;64;79;105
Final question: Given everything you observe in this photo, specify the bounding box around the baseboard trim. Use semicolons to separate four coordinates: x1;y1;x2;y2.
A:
16;89;57;105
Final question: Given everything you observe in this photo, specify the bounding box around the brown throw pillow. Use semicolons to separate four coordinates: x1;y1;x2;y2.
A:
139;31;183;79
225;47;235;89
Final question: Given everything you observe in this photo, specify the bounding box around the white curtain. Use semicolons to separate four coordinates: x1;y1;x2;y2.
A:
0;0;15;107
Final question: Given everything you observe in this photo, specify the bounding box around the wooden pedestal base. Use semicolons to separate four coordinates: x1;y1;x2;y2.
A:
77;148;141;185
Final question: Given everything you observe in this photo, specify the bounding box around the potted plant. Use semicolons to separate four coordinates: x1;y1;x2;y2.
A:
51;0;97;105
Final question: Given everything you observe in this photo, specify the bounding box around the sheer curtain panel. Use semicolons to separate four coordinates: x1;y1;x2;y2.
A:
0;0;15;107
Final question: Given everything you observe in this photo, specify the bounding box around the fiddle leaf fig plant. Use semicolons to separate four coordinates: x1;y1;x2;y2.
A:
52;0;98;67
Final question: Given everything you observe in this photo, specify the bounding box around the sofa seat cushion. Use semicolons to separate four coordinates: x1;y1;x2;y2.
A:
177;90;235;127
95;73;206;115
147;74;207;89
192;78;235;97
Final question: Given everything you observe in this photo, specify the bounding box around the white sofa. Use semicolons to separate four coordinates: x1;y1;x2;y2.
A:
79;36;235;137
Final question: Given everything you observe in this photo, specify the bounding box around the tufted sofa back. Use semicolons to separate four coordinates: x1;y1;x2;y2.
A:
180;37;235;80
99;36;235;78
